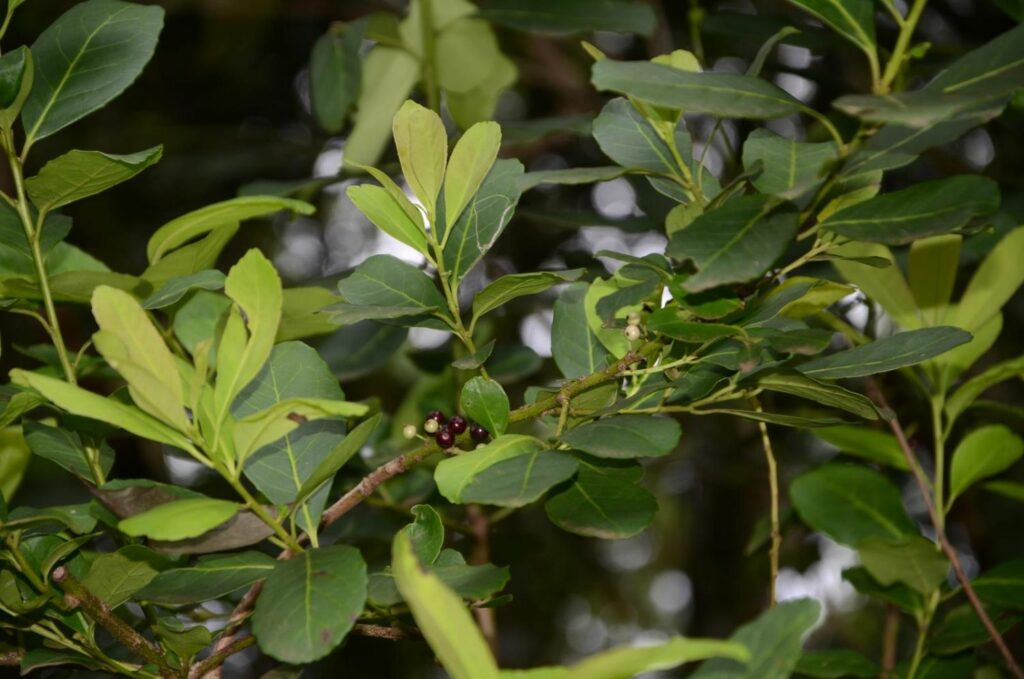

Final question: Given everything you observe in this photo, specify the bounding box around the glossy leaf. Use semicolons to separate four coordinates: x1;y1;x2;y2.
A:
0;46;30;110
948;425;1024;508
592;97;688;175
22;0;164;143
559;415;681;459
858;536;949;595
460;377;510;437
136;551;276;605
798;327;972;379
252;545;368;663
445;121;501;229
435;435;563;506
118;498;241;541
337;254;447;322
667;196;799;293
790;463;916;546
26;146;162;212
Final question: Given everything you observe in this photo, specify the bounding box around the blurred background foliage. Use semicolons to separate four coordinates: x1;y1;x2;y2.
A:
1;0;1023;676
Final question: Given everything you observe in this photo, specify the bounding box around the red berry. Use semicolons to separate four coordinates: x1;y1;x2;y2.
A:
426;410;447;424
435;427;455;449
448;415;467;434
470;423;489;443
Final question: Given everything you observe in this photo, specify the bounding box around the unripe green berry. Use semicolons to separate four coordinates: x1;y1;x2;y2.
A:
626;311;642;325
424;418;440;434
624;324;642;341
402;424;418;440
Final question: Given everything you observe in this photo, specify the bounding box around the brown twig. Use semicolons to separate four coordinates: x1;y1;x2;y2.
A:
881;604;899;677
51;566;176;679
196;347;656;676
352;624;421;641
190;635;255;679
865;378;1024;678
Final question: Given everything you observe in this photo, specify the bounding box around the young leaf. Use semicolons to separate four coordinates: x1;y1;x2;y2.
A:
785;0;875;56
309;21;363;134
136;551;276;605
564;637;749;679
857;536;949;596
811;425;909;470
741;129;837;198
252;545;368;664
142;269;225;309
460;377;510;437
830;241;921;330
953;226;1024;334
26;146;162;212
790;463;916;546
142;224;238;288
118;498;240;540
91;285;189;431
819;176;999;245
22;0;164;143
948;425;1024;508
667;195;799;293
393;99;447;213
344;47;419;167
798;327;972;379
545;458;657;539
401;504;445;565
472;270;585;321
347;183;430;254
592;60;803;119
232;397;368;464
295;414;381;507
908;234;961;326
445;121;501;229
391;532;500;679
147;196;314;264
945;354;1024;423
560;415;681;459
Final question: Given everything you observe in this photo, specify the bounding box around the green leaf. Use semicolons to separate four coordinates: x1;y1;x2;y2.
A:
519;166;629;190
592;59;802;119
136;551;276;605
843;566;923;613
344;47;419;167
295;414;381;507
392;532;499;679
2;502;97;534
833;91;1003;127
972;559;1024;609
368;550;511;607
930;604;1022;656
309;21;363;133
647;310;742;343
252;545;368;664
552;282;611;381
393;99;447;214
435;435;551;504
142;269;225;309
830;241;920;330
811;425;909;470
480;0;656;35
80;545;164;608
23;420;114;480
564;637;750;679
337;254;448;325
819;176;1000;245
347;183;429;254
953;226;1024;334
858;536;949;596
19;649;101;674
147;197;314;264
452;339;496;370
402;505;444;565
798;327;972;379
752;370;878;420
560;414;681;459
691;598;821;679
442;158;525;285
118;498;241;541
26;146;162;212
592;97;689;175
435;18;504;95
22;0;164;143
741;129;837;198
0;46;30;109
445;121;501;229
460;377;510;437
794;650;878;678
231;397;367;464
790;463;916;546
946;354;1024;423
545;458;657;539
948;425;1024;508
142;223;238;288
667;195;799;293
172;290;231;358
786;0;875;55
10;369;194;450
91;285;189;430
908;234;961;326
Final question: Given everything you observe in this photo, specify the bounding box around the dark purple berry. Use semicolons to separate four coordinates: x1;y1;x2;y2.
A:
448;415;467;434
470;423;489;443
435;427;455;449
426;410;447;424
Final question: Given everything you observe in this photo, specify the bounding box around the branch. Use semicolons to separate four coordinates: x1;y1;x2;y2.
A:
352;624;421;641
51;566;176;679
189;635;255;679
864;379;1024;678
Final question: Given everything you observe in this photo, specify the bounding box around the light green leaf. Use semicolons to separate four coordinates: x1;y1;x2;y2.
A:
81;545;164;608
592;59;802;119
819;176;1000;245
26;146;162;212
143;269;225;309
667;195;799;293
368;552;510;608
435;434;547;503
442;158;524;285
790;463;916;546
345;47;419;167
460;377;510;437
392;532;499;679
753;371;878;420
393;99;447;214
741;129;837;198
402;504;445;565
445;121;501;229
691;598;821;679
136;551;276;605
23;420;114;480
309;21;363;134
295;414;381;507
798;327;972;379
786;0;875;55
142;224;238;288
830;241;920;330
147;197;314;264
9;369;194;451
948;425;1024;508
560;414;681;459
518;166;628;190
252;545;368;664
118;498;240;540
908;234;961;326
480;0;656;35
953;226;1024;334
0;428;29;502
232;397;368;464
545;457;657;539
447;52;518;129
858;536;949;596
22;0;164;143
436;19;503;94
347;183;429;254
811;425;909;470
946;354;1024;423
564;637;750;679
91;285;188;430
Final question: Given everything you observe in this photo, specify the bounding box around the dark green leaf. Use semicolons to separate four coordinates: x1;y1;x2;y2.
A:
752;370;878;420
0;46;29;109
647;308;743;342
786;0;874;55
23;420;114;480
26;146;162;212
798;327;972;379
480;0;656;35
843;566;923;613
338;254;448;324
552;282;610;380
295;414;381;507
460;377;510;437
545;458;657;539
560;415;681;459
741;129;837;198
592;97;689;175
80;545;164;608
473;269;584;320
794;650;878;678
136;551;277;605
930;605;1021;655
857;536;949;595
142;269;225;309
972;559;1024;609
310;21;363;133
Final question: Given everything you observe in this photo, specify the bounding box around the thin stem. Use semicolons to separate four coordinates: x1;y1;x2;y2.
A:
351;623;421;640
227;478;304;554
878;0;928;93
907;592;939;679
189;635;256;679
752;398;781;606
932;396;947;523
881;604;899;677
555;396;570;436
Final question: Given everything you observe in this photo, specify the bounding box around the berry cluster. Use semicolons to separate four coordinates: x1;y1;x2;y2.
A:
405;410;490;449
624;310;643;342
